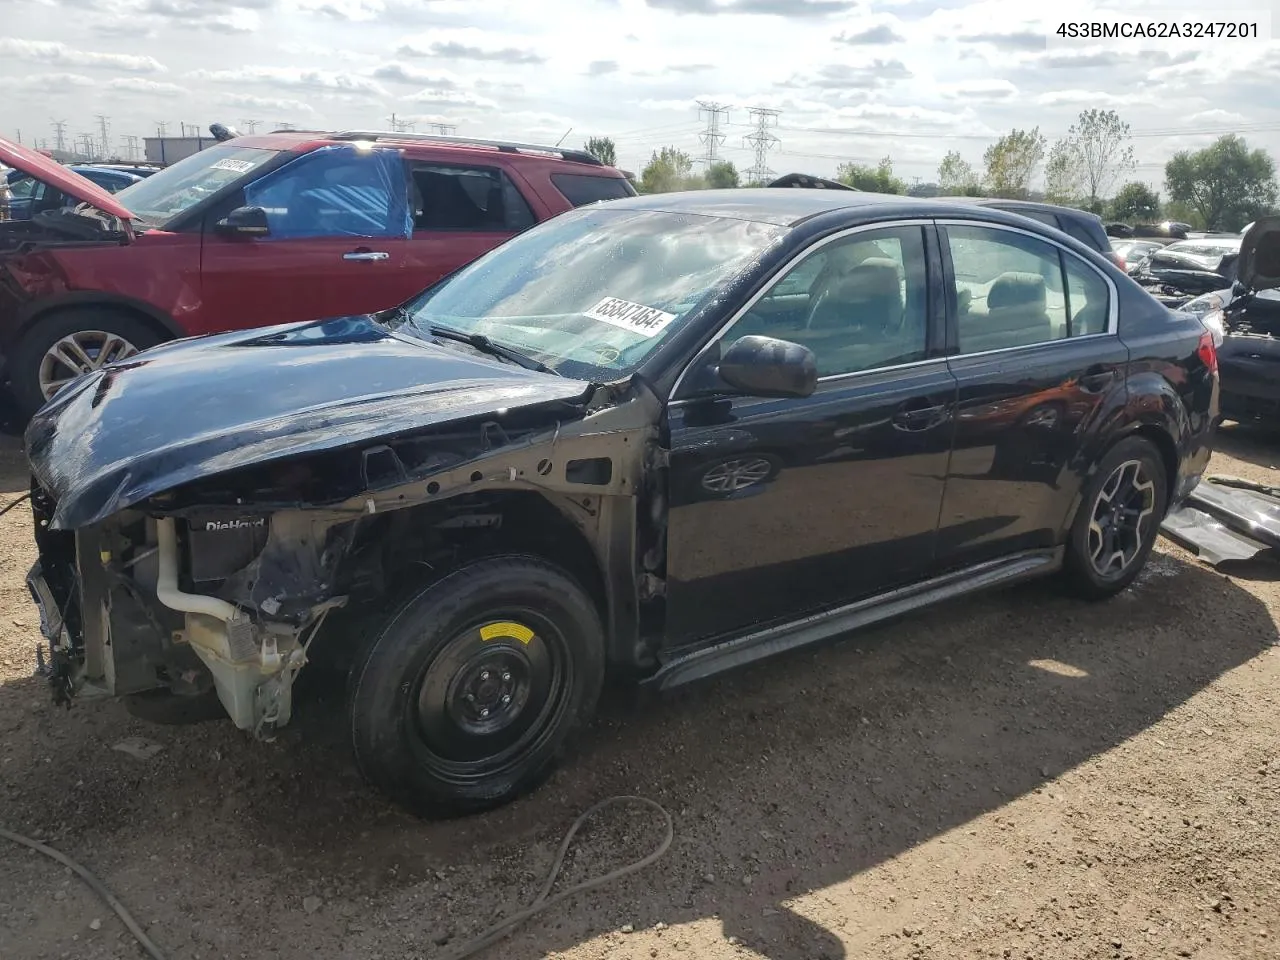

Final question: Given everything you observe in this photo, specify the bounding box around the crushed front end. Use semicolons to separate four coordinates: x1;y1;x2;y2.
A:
27;482;351;737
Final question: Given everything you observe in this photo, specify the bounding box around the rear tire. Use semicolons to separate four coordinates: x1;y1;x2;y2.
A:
9;308;162;421
1064;436;1168;600
348;555;605;818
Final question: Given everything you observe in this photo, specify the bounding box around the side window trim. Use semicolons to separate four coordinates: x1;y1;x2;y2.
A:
669;219;941;401
934;218;1119;359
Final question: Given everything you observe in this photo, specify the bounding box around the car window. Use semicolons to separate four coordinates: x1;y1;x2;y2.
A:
79;170;129;193
550;174;636;207
1010;208;1059;228
8;175;44;201
242;144;412;240
946;224;1080;353
1064;255;1110;335
117;143;281;224
409;163;535;232
725;226;930;377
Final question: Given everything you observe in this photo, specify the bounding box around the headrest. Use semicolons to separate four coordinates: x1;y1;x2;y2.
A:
832;257;901;299
988;272;1046;310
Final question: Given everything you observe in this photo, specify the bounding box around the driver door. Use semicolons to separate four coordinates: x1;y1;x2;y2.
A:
662;222;958;645
198;145;413;334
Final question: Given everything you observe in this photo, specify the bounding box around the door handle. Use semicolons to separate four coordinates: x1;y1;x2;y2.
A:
892;398;949;431
343;250;390;261
1079;365;1117;393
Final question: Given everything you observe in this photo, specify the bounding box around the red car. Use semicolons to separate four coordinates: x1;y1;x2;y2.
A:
0;131;634;420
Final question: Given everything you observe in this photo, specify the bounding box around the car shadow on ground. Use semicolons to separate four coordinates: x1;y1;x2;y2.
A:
1;545;1273;960
1213;419;1280;471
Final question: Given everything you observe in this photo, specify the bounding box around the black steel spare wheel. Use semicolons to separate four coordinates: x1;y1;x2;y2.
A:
349;556;604;818
1065;436;1168;599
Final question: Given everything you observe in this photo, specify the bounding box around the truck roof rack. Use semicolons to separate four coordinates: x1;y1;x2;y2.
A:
328;130;604;167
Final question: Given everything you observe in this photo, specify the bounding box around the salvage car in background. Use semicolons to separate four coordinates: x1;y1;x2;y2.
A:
0;132;633;420
4;164;145;220
24;189;1223;817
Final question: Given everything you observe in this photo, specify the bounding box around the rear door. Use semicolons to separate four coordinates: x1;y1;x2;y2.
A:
934;219;1128;569
401;159;538;291
198;144;413;329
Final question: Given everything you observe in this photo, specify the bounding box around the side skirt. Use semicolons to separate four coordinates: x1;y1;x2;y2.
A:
647;548;1064;691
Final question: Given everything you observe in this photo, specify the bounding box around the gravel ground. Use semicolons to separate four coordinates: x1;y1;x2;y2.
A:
1;428;1278;960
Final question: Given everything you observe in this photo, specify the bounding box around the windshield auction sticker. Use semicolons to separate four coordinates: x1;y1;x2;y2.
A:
211;158;255;173
583;297;676;338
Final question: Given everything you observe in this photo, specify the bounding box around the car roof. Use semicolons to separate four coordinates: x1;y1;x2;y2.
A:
599;188;1087;231
227;130;626;174
948;196;1102;221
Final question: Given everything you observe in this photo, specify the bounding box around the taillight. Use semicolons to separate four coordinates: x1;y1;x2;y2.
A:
1107;250;1127;271
1197;330;1218;375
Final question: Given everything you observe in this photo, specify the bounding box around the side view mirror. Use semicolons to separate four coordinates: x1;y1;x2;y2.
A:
718;335;817;399
215;205;270;237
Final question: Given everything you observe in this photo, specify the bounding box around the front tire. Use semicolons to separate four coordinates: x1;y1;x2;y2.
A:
348;556;605;818
1064;436;1168;599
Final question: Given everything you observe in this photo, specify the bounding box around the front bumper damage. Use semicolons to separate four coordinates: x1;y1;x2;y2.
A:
1161;475;1280;566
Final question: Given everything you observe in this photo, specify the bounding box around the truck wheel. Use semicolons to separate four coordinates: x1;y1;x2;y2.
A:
9;308;162;420
1064;436;1168;600
348;556;605;818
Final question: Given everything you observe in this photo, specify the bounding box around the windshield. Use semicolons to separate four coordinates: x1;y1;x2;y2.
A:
115;143;281;223
396;207;787;381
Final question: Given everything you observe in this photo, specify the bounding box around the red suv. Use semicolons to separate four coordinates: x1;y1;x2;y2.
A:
0;130;634;419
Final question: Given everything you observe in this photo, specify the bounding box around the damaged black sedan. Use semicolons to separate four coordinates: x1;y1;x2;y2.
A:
24;191;1224;816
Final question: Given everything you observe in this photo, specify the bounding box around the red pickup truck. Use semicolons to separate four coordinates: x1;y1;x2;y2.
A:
0;131;633;420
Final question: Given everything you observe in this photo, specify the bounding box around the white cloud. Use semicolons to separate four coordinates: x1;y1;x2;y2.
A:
108;78;186;96
1035;89;1155;108
0;38;164;73
410;88;499;111
219;93;320;115
938;79;1018;100
397;28;545;64
371;63;462;87
188;67;385;96
10;72;97;91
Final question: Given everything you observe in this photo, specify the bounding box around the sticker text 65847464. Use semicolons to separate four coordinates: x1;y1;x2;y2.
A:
583;297;677;338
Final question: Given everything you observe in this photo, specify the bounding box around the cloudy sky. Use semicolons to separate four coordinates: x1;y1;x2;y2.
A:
4;0;1279;190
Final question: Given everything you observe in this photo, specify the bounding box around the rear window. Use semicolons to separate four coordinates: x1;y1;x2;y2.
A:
550;174;636;207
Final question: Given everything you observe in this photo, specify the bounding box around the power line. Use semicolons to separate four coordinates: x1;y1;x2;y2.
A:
696;101;730;166
744;107;782;185
239;119;261;133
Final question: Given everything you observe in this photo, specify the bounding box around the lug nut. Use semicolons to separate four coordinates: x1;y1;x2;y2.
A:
501;672;512;682
480;707;490;718
480;670;490;681
501;694;511;705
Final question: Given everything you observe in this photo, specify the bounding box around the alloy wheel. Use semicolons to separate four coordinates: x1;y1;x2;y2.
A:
39;330;140;400
1087;459;1156;579
700;457;775;493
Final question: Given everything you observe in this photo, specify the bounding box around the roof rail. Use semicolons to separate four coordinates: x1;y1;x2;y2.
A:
329;130;605;166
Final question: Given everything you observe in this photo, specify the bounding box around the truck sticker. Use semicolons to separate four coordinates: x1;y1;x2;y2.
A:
583;297;676;338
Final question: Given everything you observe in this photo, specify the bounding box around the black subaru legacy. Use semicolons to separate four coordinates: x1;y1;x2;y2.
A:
24;189;1226;817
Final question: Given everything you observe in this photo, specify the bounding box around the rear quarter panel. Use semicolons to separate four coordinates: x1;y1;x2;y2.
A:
1115;275;1218;502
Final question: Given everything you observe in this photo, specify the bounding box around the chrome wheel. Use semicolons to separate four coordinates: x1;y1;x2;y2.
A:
700;456;776;493
38;330;140;400
1087;459;1156;579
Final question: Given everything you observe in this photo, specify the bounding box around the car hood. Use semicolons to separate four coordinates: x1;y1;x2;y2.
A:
25;315;594;530
1240;215;1280;294
0;136;135;224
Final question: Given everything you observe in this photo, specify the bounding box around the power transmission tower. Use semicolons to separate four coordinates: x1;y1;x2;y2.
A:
427;122;456;135
155;121;168;139
95;115;111;158
696;101;729;167
50;119;68;154
77;133;95;159
275;120;294;130
122;135;140;160
238;119;260;133
387;113;417;133
743;107;781;185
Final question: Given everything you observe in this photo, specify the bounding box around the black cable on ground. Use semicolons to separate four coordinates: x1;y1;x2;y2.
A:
0;826;168;960
0;491;31;518
443;795;675;960
1;794;673;960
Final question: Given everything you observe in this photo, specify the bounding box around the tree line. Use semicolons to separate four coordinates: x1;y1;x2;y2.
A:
582;110;1279;232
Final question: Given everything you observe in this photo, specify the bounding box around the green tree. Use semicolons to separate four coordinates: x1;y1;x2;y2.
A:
1065;109;1136;210
583;136;617;167
706;160;739;189
1109;181;1162;222
835;156;906;194
983;128;1045;199
1043;138;1086;206
937;150;979;194
639;146;696;194
1165;135;1278;231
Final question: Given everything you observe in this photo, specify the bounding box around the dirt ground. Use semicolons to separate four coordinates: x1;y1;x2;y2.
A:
1;429;1278;960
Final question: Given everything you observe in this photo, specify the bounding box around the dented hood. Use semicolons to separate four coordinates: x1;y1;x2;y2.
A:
0;136;136;223
24;315;593;529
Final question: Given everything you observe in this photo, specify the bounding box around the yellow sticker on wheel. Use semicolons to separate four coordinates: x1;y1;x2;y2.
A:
479;621;535;644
